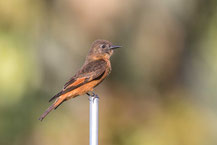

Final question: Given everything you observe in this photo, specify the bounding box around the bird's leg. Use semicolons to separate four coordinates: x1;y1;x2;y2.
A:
87;93;91;101
87;91;95;97
87;92;93;101
87;91;99;102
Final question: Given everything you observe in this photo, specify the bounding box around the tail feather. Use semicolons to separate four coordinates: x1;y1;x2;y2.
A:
39;97;65;121
49;91;63;102
38;104;55;121
54;99;66;110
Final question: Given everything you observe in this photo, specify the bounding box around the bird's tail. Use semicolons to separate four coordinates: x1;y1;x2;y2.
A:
39;97;65;121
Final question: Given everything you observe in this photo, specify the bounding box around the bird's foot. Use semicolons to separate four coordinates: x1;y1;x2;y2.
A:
87;91;95;97
87;92;99;102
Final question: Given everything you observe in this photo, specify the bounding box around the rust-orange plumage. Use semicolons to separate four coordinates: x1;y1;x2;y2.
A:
39;39;121;121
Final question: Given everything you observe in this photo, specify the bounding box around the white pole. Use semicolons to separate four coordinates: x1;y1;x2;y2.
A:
89;95;99;145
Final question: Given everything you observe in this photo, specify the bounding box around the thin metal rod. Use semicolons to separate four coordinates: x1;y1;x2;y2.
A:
89;95;99;145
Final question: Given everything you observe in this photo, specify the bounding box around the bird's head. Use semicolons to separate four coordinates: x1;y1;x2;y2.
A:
88;39;121;60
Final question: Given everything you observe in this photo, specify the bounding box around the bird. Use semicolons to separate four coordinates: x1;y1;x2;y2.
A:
39;39;121;121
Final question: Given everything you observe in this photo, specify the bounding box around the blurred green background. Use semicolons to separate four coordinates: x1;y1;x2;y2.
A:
1;0;217;145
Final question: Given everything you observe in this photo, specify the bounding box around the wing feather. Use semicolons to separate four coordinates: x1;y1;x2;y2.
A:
49;59;107;102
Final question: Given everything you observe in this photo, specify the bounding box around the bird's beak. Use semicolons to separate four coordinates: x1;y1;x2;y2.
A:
109;45;122;50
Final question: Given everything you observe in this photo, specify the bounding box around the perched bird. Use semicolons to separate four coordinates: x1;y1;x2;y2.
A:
39;39;121;121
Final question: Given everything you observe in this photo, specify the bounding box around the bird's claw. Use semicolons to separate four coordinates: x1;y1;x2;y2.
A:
87;91;95;97
87;92;99;102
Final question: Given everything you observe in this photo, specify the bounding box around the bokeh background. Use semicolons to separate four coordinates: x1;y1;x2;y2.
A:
1;0;217;145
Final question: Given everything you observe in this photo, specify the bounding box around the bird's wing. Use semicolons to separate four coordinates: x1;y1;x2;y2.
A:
49;59;107;102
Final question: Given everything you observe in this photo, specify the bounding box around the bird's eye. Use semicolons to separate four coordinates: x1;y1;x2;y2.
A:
100;44;106;48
